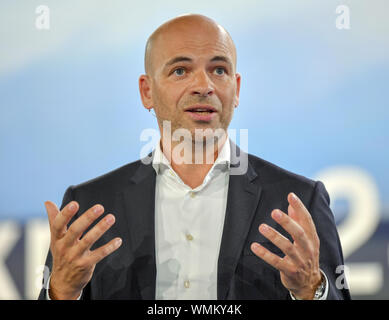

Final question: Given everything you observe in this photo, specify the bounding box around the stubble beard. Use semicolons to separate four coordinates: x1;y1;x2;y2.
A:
155;95;234;164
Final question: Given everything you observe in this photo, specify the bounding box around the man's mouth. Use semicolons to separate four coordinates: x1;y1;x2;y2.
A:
184;105;217;122
184;105;217;114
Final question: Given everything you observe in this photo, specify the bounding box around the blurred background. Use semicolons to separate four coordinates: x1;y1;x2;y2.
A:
0;0;388;299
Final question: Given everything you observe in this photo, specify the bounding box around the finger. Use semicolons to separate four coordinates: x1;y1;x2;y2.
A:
88;237;122;265
271;209;311;253
64;204;105;245
258;223;303;266
288;193;317;234
77;214;116;254
51;201;79;239
44;201;60;226
250;242;289;273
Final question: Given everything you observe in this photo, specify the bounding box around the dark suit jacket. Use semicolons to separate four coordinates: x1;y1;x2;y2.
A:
38;143;351;300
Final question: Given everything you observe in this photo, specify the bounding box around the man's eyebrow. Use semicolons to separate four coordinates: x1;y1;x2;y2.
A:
165;56;193;67
210;56;233;67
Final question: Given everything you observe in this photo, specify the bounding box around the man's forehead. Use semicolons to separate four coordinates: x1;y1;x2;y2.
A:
158;36;233;62
157;25;233;54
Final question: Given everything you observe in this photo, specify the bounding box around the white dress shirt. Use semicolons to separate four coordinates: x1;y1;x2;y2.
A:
152;139;231;300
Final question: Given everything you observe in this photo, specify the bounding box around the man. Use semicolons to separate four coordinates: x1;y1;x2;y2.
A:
39;14;350;300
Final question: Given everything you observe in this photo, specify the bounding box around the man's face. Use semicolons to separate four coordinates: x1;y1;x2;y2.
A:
141;19;241;141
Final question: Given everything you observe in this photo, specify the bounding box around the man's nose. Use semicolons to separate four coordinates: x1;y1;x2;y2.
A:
191;70;214;97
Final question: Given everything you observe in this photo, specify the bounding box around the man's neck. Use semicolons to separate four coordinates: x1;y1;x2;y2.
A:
160;135;228;189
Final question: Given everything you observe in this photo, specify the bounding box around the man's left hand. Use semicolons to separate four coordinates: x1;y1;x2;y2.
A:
250;192;322;300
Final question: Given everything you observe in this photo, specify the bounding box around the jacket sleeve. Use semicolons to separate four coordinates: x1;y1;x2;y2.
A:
309;181;351;300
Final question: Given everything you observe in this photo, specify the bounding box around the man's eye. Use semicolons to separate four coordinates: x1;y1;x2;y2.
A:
214;67;226;75
173;68;186;76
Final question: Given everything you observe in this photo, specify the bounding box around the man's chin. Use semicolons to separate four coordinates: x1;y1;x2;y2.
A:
191;126;228;144
161;120;227;142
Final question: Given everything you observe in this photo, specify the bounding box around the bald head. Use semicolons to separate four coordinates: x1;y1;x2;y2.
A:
144;14;237;76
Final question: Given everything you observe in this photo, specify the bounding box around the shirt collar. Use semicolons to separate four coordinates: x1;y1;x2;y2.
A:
152;138;231;175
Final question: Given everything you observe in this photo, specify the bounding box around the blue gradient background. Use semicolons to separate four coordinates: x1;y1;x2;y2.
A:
0;0;388;299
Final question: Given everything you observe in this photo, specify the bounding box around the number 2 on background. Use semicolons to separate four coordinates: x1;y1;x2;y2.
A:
316;166;382;296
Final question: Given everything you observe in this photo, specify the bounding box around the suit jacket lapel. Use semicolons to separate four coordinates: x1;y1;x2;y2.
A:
123;159;157;300
217;143;262;299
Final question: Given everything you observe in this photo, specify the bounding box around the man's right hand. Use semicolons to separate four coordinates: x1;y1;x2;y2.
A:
44;200;122;300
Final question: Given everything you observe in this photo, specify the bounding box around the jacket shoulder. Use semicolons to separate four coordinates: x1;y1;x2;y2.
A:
69;159;146;194
247;153;316;189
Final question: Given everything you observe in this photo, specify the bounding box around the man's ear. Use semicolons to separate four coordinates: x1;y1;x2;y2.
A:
139;74;153;111
234;73;241;108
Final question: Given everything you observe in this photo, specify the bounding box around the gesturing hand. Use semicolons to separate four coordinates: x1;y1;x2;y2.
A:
250;193;322;300
44;200;122;300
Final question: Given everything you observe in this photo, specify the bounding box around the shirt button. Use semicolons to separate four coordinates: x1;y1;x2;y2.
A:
190;192;196;198
184;280;190;288
186;234;194;241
